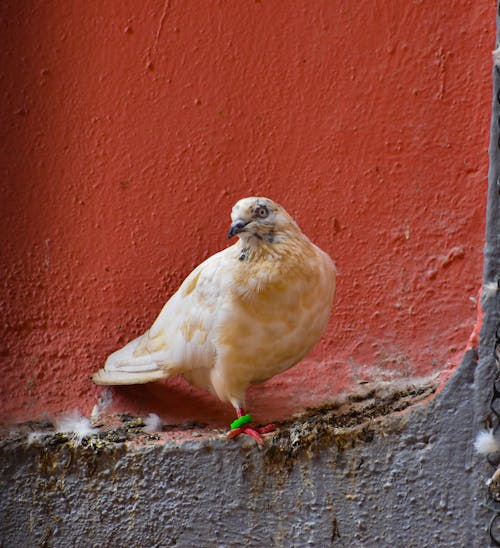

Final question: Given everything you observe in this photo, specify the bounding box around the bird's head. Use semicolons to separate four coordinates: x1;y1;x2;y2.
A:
227;197;299;243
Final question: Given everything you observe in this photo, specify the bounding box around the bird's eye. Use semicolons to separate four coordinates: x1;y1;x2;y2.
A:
255;206;268;218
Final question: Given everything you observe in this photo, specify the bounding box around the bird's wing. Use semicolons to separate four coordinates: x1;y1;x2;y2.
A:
93;246;238;386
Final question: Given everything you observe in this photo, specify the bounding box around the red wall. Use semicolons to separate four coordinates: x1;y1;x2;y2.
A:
0;1;494;425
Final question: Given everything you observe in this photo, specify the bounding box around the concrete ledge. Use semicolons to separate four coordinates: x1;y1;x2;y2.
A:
1;351;487;547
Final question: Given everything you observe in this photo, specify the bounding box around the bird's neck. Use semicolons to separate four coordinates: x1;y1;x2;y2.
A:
237;229;310;262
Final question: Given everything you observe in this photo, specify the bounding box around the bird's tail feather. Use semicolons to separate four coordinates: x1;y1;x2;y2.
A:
92;334;171;386
92;368;168;385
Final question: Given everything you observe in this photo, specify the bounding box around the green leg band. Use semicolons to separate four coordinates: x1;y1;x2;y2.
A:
230;414;253;429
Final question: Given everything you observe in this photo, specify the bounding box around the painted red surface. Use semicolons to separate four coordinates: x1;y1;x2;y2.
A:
0;1;494;426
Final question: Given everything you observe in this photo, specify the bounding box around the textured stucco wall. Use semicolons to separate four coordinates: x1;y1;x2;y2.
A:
0;4;498;545
0;0;493;425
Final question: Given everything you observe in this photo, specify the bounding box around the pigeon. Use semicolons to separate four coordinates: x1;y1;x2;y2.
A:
93;197;336;443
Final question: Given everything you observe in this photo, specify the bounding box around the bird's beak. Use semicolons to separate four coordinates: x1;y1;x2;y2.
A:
227;219;248;239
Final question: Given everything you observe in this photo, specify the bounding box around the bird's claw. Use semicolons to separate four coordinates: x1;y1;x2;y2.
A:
227;423;277;444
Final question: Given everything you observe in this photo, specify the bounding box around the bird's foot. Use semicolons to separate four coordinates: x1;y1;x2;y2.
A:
227;413;276;445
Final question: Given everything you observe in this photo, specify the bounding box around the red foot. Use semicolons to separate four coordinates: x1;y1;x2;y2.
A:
227;408;276;444
227;423;277;444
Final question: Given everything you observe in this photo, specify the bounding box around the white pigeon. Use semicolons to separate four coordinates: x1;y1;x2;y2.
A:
93;197;336;443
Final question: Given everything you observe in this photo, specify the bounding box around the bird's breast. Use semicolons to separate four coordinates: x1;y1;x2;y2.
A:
216;242;335;385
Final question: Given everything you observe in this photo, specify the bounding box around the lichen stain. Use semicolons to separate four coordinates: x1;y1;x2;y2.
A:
261;383;435;474
8;414;161;485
